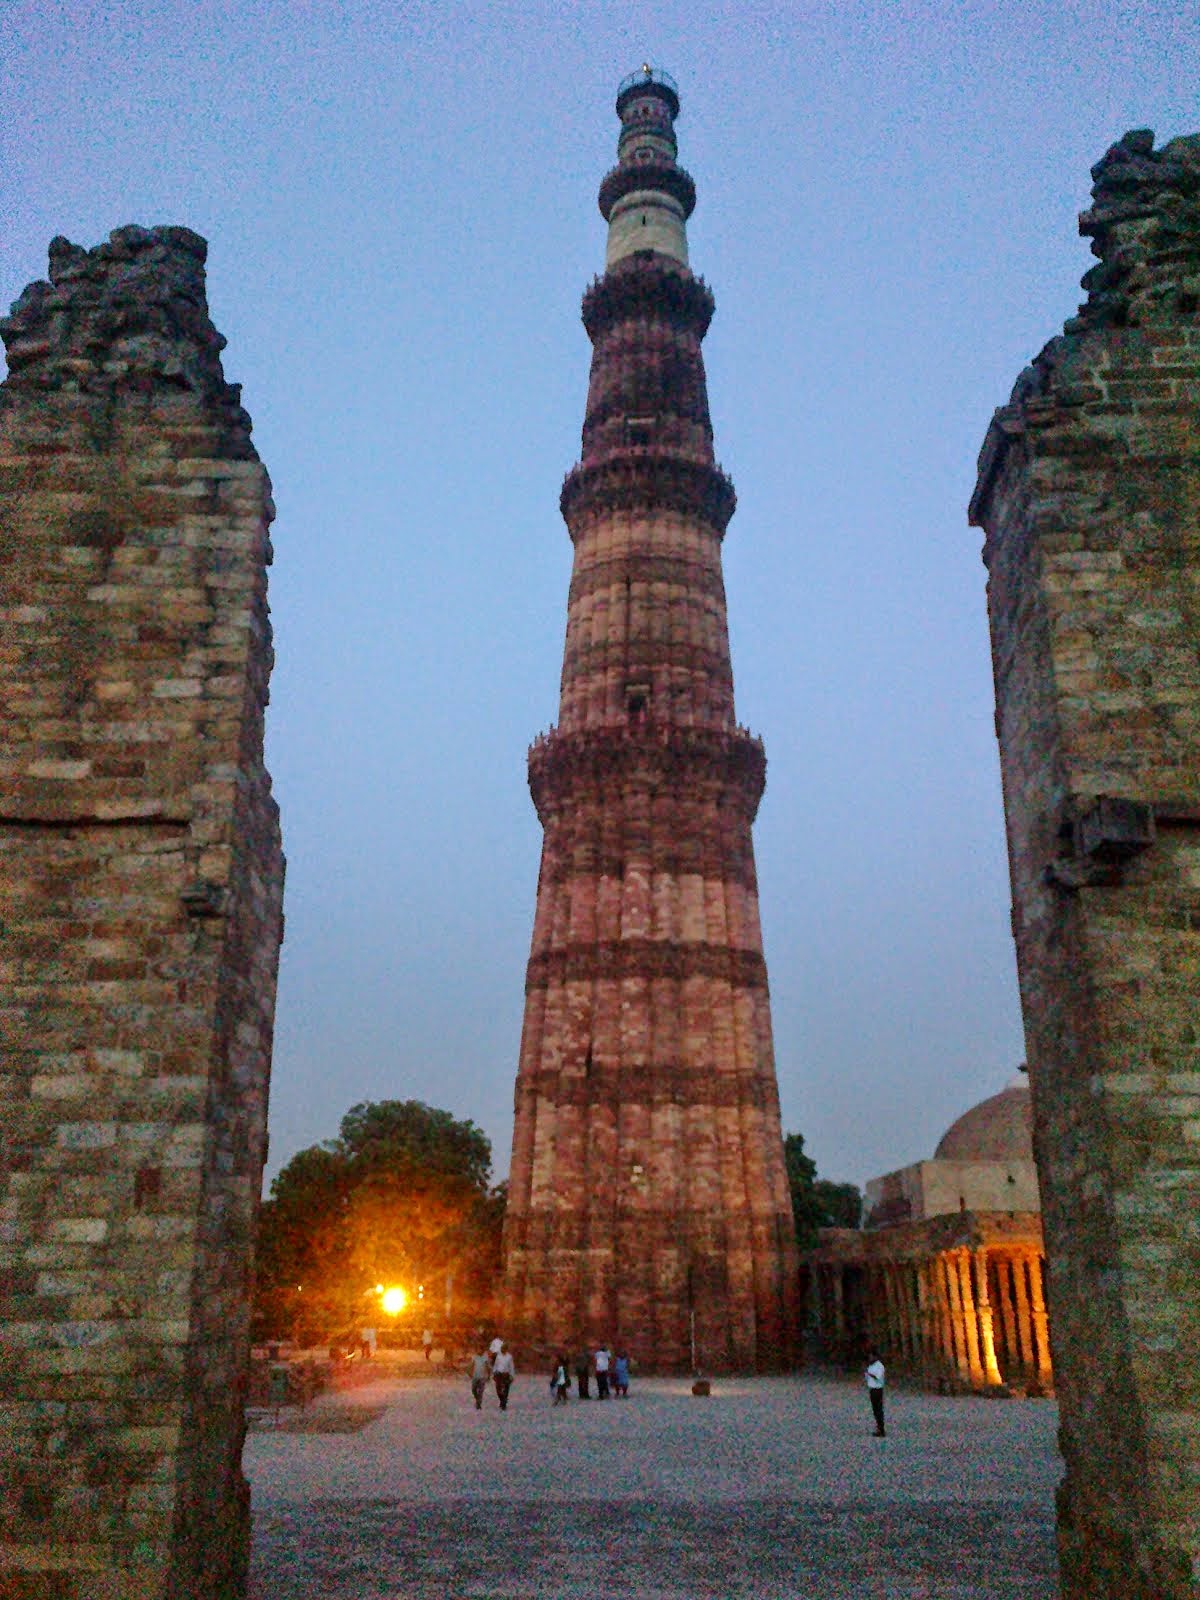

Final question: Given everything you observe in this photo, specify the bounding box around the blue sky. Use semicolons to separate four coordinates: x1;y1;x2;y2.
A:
4;1;1195;1190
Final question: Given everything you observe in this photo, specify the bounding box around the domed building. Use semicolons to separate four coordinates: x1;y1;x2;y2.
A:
934;1079;1034;1160
804;1075;1052;1394
865;1075;1039;1226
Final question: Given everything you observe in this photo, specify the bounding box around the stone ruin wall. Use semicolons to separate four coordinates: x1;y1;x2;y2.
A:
970;131;1200;1599
0;228;283;1599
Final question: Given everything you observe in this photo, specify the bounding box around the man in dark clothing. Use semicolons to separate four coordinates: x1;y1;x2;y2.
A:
574;1351;591;1399
469;1349;490;1410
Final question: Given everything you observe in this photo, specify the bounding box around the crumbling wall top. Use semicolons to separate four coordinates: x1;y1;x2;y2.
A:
1008;129;1200;411
0;224;255;455
971;128;1200;525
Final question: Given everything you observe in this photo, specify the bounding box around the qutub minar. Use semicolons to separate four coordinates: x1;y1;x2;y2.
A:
503;68;800;1371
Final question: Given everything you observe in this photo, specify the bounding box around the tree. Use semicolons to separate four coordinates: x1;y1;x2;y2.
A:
338;1100;492;1190
813;1178;862;1231
253;1100;502;1345
784;1131;861;1250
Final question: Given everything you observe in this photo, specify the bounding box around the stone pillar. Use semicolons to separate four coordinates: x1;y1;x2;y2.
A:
972;1250;1005;1388
830;1266;846;1365
886;1264;906;1363
893;1264;911;1360
970;130;1200;1596
879;1265;894;1353
897;1264;918;1367
945;1253;974;1388
811;1267;827;1358
995;1255;1022;1382
875;1265;893;1353
921;1260;940;1388
0;229;284;1599
1028;1253;1054;1393
922;1260;943;1376
953;1250;987;1390
927;1259;951;1382
1011;1251;1037;1383
937;1254;965;1386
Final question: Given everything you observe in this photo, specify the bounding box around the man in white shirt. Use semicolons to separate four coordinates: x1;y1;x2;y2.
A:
865;1349;886;1436
594;1345;612;1400
492;1343;515;1410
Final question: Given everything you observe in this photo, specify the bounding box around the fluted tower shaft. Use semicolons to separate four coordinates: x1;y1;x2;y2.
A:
504;71;799;1372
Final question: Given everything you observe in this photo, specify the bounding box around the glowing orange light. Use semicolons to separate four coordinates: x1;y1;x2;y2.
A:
381;1287;406;1315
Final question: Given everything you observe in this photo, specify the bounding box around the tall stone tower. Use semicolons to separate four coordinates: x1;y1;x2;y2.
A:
503;69;799;1373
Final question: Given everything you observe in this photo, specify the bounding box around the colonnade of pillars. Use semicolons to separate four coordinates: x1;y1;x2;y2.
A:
809;1248;1052;1394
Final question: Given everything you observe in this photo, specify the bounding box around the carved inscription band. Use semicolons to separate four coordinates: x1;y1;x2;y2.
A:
568;553;727;607
516;1064;780;1106
525;938;769;990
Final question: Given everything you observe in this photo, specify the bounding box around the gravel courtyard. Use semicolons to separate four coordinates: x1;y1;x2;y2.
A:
245;1370;1061;1599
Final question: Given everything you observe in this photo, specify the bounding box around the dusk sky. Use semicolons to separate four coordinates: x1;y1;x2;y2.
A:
4;1;1195;1193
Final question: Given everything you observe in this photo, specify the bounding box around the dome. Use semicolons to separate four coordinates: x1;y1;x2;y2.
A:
934;1080;1033;1162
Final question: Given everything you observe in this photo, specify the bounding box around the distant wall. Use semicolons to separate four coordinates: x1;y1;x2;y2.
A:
970;132;1200;1600
865;1159;1040;1225
0;228;284;1599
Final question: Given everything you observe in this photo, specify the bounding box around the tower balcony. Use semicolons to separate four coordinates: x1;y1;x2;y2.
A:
527;721;766;824
616;66;680;117
598;159;697;223
581;256;714;340
560;453;736;536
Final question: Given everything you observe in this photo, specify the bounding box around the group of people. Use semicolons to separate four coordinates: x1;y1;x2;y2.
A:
467;1333;886;1434
469;1337;516;1409
551;1346;630;1404
468;1338;634;1410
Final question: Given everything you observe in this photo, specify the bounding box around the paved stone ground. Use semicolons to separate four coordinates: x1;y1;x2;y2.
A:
245;1371;1062;1599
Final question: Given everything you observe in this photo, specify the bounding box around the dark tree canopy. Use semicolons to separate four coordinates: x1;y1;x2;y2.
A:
784;1131;861;1250
254;1100;502;1345
337;1100;492;1191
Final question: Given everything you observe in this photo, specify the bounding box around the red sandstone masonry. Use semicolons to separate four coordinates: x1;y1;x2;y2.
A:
0;227;283;1600
503;79;798;1374
971;132;1200;1599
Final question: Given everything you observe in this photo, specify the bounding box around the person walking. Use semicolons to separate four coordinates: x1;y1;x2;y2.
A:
574;1350;591;1400
551;1354;570;1405
612;1351;630;1397
422;1327;434;1362
594;1344;611;1399
865;1349;886;1436
469;1348;490;1411
492;1343;515;1410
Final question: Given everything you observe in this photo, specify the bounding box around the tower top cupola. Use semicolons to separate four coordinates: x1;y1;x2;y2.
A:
600;65;696;270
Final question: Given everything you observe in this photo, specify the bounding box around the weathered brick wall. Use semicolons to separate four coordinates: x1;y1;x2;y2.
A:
0;227;284;1600
970;132;1200;1598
